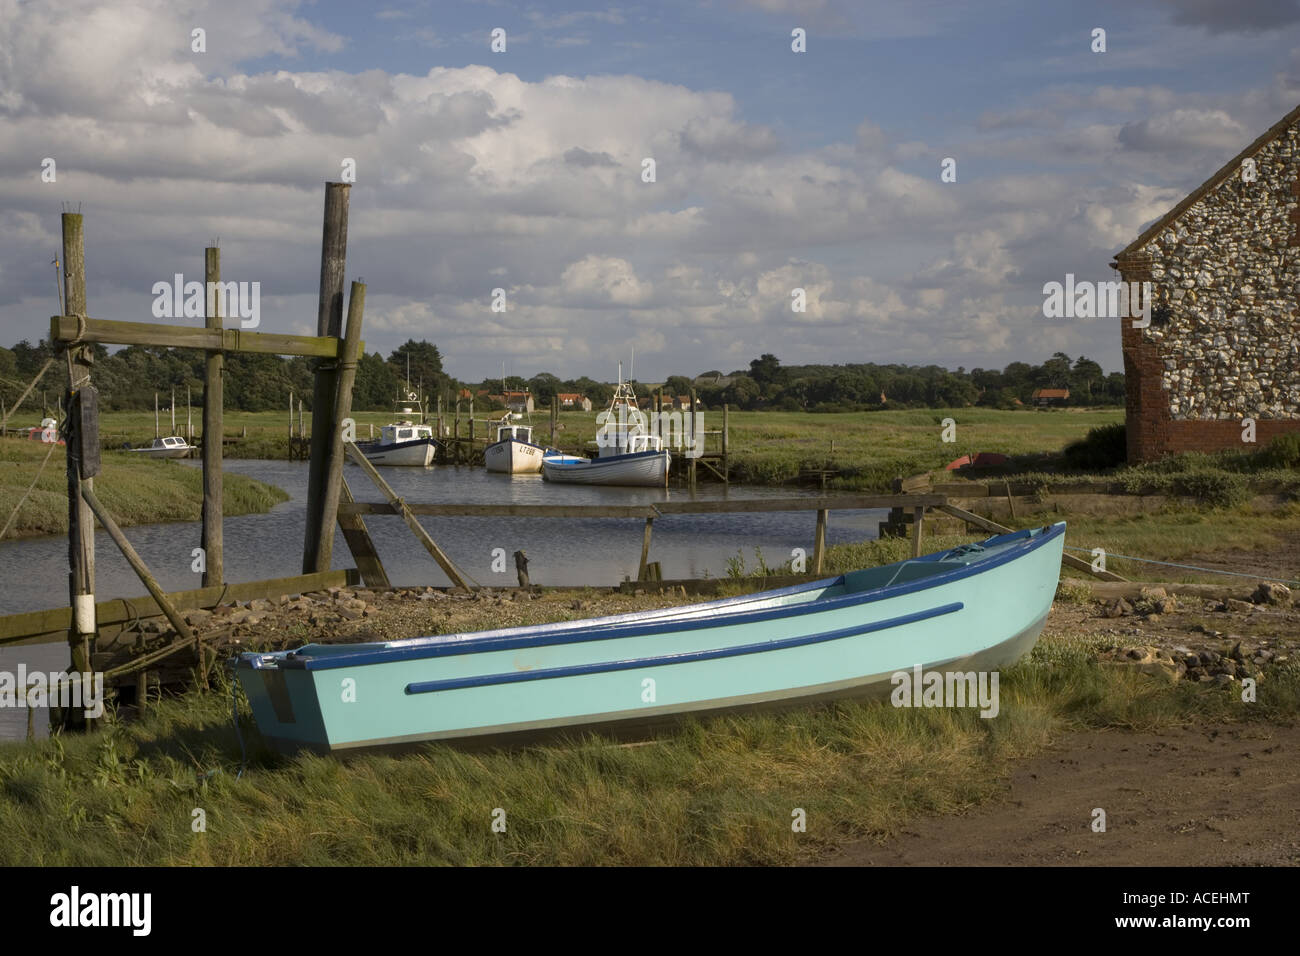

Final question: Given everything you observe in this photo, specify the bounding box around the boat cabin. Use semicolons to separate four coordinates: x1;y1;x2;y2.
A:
381;422;434;444
154;437;188;449
496;424;533;444
597;426;662;457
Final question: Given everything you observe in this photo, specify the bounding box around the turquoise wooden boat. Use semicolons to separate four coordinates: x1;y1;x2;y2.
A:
233;522;1065;754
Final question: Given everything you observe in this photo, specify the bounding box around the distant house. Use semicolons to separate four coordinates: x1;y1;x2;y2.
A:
556;392;592;412
674;395;701;411
1031;388;1070;406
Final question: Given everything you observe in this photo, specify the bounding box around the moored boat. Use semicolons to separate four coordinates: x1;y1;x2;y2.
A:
126;436;191;459
541;377;670;487
355;421;439;467
234;522;1066;754
484;417;548;474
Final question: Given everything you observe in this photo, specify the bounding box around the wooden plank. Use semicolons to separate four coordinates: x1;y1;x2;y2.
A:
80;486;202;682
338;476;391;589
338;495;945;518
0;569;359;646
812;508;827;574
637;517;654;581
345;442;474;590
340;502;659;518
936;503;1128;582
201;246;224;588
303;182;351;572
48;316;356;358
311;280;364;573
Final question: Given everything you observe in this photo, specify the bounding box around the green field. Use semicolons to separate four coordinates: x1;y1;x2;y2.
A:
79;405;1124;490
0;439;288;539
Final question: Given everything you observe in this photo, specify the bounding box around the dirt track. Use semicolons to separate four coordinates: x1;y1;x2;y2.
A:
819;722;1300;866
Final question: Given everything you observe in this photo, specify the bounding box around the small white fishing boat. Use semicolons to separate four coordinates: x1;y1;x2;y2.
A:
542;377;670;487
355;420;439;467
484;417;548;474
126;436;191;459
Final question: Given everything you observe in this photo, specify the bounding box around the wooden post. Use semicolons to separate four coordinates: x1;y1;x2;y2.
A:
345;443;474;590
201;246;224;589
310;281;365;573
549;399;557;443
299;399;304;439
688;388;698;489
186;384;192;442
514;550;530;588
170;386;175;433
637;517;654;581
1005;480;1017;522
303;182;351;572
813;508;827;574
437;393;444;439
61;212;95;728
722;402;729;484
154;392;159;438
288;388;294;457
912;506;925;558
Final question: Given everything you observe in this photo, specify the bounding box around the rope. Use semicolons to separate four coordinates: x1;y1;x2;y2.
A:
0;440;58;541
1062;544;1300;587
229;670;247;779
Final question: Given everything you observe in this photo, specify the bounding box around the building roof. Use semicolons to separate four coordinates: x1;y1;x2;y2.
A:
556;393;583;401
1114;102;1300;263
1032;388;1070;399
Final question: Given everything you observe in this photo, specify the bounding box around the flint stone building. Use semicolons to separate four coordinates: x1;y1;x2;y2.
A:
1111;104;1300;463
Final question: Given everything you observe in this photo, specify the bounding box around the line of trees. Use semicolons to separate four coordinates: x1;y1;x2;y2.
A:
0;337;1122;418
686;352;1124;411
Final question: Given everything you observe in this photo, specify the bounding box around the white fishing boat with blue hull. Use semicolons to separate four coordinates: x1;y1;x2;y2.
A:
541;378;670;486
234;522;1066;754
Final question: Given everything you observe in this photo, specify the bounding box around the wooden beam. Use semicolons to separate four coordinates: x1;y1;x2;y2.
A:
337;477;390;589
49;316;357;358
812;508;827;574
637;517;655;581
201;246;224;588
303;182;351;573
80;486;202;681
345;442;474;590
0;569;359;647
310;280;364;573
340;502;659;518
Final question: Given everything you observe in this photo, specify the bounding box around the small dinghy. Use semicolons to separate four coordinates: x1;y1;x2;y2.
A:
234;522;1065;754
126;436;191;459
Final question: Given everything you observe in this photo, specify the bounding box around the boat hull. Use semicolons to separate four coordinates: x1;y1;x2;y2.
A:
542;449;670;487
127;446;191;459
485;438;545;474
355;437;437;467
235;524;1066;754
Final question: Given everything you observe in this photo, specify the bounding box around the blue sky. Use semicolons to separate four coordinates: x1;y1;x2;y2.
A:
3;0;1300;381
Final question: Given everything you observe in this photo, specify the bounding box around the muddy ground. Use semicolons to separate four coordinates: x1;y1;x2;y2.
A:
819;722;1300;866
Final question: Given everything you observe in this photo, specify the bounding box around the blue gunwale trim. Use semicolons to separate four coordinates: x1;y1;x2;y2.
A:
238;523;1064;672
356;436;441;452
543;448;668;466
405;601;964;694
